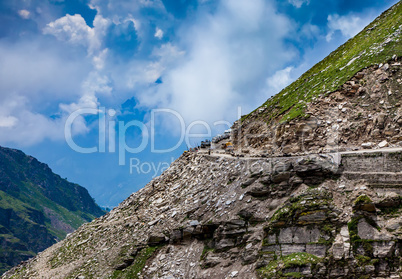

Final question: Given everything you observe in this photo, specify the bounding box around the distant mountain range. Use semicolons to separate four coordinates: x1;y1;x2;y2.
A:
0;146;105;274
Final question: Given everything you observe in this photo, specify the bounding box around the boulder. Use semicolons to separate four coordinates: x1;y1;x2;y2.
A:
372;241;396;258
294;159;322;173
355;72;365;79
378;140;389;148
241;177;257;188
331;236;345;260
375;114;387;129
293;155;338;176
226;219;246;228
375;192;401;208
189;220;200;226
170;229;182;243
147;234;167;246
246;186;270;197
353;195;376;212
357;219;393;241
306;244;327;257
289;175;303;186
330;226;351;260
282;145;300;154
215;238;235;251
386;220;401;232
297;210;327;224
355;203;376;212
278;227;293;243
237;208;255;221
202;254;220;268
114;258;135;270
271;172;291;183
259;176;272;185
183;226;194;239
361;142;374;149
241;250;258;265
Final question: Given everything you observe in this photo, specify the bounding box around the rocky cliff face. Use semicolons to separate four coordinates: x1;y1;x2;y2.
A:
0;146;105;274
3;151;402;279
3;2;402;279
233;58;402;156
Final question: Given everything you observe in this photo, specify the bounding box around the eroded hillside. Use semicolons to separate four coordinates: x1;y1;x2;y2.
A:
3;151;402;278
233;58;402;156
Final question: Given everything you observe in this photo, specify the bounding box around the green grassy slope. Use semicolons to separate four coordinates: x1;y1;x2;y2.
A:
0;146;105;274
244;1;402;123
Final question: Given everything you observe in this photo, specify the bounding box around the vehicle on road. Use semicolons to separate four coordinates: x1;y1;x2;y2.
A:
223;142;234;154
223;129;231;140
201;140;211;148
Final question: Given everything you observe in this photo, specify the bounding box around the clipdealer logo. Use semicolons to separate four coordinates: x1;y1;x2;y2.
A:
64;107;236;166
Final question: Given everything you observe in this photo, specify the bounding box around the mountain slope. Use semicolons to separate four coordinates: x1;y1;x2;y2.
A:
243;1;401;123
233;1;402;156
0;146;105;274
2;2;402;279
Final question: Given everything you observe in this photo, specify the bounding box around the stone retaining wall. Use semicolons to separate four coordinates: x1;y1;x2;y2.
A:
341;152;402;173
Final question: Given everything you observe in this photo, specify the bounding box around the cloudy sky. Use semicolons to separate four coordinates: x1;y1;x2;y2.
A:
0;0;398;207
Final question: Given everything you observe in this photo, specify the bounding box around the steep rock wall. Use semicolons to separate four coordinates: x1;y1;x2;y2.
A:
233;59;402;156
3;151;402;279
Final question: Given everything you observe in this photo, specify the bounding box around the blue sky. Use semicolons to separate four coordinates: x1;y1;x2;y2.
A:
0;0;398;208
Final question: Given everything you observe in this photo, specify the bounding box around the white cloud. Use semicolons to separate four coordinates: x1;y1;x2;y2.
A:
326;13;371;42
82;72;113;97
0;14;109;146
18;9;30;19
0;116;18;128
43;14;110;55
125;16;141;31
0;0;301;146
0;94;66;146
0;111;66;146
92;48;109;70
288;0;309;8
136;0;296;131
154;27;163;39
89;0;167;42
33;14;112;142
0;41;89;103
301;23;320;39
266;67;294;94
57;70;112;137
90;0;165;15
43;14;94;46
59;90;98;115
91;15;111;53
